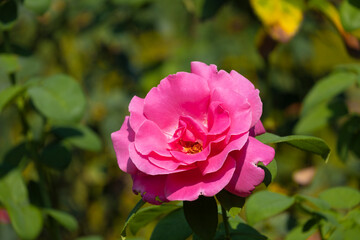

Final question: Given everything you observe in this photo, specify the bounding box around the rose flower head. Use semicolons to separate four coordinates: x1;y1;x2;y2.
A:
111;61;275;204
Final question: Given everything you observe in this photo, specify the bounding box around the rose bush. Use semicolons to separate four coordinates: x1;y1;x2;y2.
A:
112;62;275;204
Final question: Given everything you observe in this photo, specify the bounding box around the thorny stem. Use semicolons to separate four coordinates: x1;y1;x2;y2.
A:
221;206;231;240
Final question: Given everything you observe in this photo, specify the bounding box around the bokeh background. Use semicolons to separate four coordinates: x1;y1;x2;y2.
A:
1;0;360;239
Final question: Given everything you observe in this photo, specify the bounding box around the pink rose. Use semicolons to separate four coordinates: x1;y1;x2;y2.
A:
0;209;10;224
111;62;275;204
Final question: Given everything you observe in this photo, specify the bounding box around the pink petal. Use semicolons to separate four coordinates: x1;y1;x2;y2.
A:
225;137;275;197
135;120;171;157
170;147;210;165
191;61;218;80
198;132;249;175
211;89;252;137
207;101;230;135
165;156;236;201
249;120;266;137
148;153;184;171
132;173;168;205
143;72;210;134
129;96;146;132
111;117;137;174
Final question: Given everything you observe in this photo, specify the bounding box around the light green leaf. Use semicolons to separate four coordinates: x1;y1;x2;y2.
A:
296;195;330;210
319;187;360;209
0;85;25;113
150;208;192;240
285;225;317;240
44;209;78;232
0;170;43;239
256;133;331;162
183;196;218;240
24;0;51;15
0;54;19;75
52;125;102;152
129;204;180;235
246;191;295;225
28;74;86;122
301;72;357;116
340;0;360;32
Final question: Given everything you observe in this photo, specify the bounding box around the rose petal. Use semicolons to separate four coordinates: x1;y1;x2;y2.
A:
249;120;266;137
129;96;146;132
148;153;184;171
207;101;230;135
225;137;275;197
111;117;137;174
198;132;249;175
143;72;210;134
132;173;168;205
165;156;236;201
191;61;218;80
135;120;171;157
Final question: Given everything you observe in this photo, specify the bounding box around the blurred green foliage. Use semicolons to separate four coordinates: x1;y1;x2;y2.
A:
1;0;360;239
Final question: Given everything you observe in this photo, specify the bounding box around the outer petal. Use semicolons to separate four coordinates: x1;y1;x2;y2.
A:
143;72;210;134
165;156;236;201
132;173;168;205
129;96;146;132
135;120;171;157
111;117;137;174
225;137;275;197
249;120;266;137
191;61;218;80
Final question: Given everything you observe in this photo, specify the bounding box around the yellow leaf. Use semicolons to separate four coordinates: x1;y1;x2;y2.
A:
251;0;304;42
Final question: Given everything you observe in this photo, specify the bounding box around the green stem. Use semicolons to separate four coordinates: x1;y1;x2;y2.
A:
221;206;231;240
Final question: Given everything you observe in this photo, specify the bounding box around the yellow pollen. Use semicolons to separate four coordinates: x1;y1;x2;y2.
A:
179;140;203;154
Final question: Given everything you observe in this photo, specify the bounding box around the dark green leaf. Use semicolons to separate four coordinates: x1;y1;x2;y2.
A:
340;0;360;32
201;0;229;21
129;204;180;235
44;209;78;231
0;54;19;75
0;0;18;30
52;125;102;152
302;217;320;232
40;143;72;170
75;236;103;240
121;199;146;238
246;191;295;225
216;190;245;211
256;133;331;162
337;115;360;161
300;71;357;116
258;159;277;186
150;208;192;240
28;74;86;122
24;0;51;15
214;223;267;240
0;170;43;239
0;85;25;113
0;142;27;179
319;187;360;209
183;196;218;240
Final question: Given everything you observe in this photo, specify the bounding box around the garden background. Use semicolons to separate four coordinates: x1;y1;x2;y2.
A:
0;0;360;239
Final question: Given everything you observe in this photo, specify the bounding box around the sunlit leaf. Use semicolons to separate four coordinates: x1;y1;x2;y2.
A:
0;85;25;113
285;226;317;240
340;0;360;32
44;209;78;231
319;187;360;209
28;74;86;123
150;208;192;240
183;196;218;240
256;133;331;162
0;54;19;75
250;0;304;42
246;191;295;225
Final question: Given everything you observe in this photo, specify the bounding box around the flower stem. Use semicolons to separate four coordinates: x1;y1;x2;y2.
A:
221;206;231;240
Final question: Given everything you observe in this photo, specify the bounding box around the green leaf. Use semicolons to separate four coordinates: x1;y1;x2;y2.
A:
296;195;330;211
0;85;25;113
216;190;246;211
150;208;192;240
214;222;267;240
301;71;357;116
52;125;102;152
0;170;43;239
44;209;78;231
75;236;103;240
340;0;360;32
200;0;229;21
28;74;86;122
256;133;331;162
285;225;317;240
40;143;72;170
24;0;51;15
121;199;146;238
129;204;181;235
0;54;20;75
337;115;360;161
183;196;218;240
0;0;18;30
258;159;277;186
246;191;295;225
319;187;360;209
0;142;27;179
295;99;348;134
